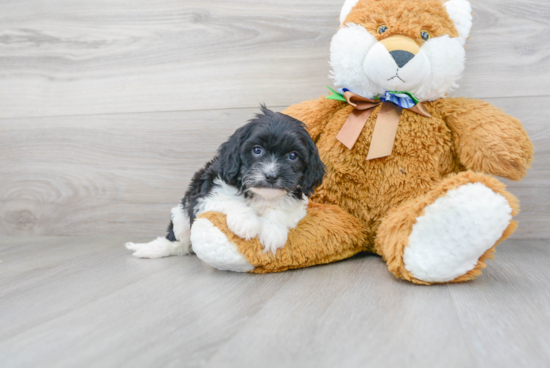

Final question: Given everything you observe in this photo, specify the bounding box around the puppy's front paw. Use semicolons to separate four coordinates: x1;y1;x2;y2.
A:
227;212;261;240
259;223;289;254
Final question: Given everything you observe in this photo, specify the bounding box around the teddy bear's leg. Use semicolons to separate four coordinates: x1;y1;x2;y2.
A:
376;171;519;285
190;202;366;273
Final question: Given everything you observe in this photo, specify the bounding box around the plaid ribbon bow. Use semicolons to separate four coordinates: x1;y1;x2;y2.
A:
377;90;419;109
327;87;431;160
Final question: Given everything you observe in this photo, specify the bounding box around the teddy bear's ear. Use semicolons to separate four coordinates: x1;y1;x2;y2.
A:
444;0;473;45
339;0;360;24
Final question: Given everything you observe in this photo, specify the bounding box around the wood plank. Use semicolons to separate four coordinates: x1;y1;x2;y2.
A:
1;236;549;367
0;107;264;236
0;0;549;118
0;0;340;118
463;1;550;100
449;239;550;368
1;95;548;238
0;236;294;368
205;255;478;368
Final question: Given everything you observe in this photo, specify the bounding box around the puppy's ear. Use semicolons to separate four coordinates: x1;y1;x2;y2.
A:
217;126;249;186
301;137;326;197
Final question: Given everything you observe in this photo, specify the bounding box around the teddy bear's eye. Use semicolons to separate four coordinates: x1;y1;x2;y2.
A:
421;30;431;41
377;25;388;34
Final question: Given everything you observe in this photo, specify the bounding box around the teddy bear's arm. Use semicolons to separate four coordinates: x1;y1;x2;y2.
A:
283;97;342;142
437;97;534;181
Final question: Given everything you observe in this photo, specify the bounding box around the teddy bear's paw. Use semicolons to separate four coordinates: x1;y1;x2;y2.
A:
258;222;289;254
125;237;190;259
191;218;255;272
403;183;513;283
226;211;261;241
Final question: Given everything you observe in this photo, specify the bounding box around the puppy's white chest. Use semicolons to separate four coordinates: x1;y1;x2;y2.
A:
248;195;308;223
248;198;283;217
197;179;309;253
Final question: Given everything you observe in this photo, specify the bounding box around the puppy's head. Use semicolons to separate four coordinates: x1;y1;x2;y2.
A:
217;106;325;199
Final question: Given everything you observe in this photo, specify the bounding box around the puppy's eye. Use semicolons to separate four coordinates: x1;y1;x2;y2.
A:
288;152;298;162
252;146;263;157
421;30;431;41
377;25;388;34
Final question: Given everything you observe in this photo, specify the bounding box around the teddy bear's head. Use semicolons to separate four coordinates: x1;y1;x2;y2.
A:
330;0;473;102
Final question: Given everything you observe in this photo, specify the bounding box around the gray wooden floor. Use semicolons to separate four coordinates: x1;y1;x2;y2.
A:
1;237;549;368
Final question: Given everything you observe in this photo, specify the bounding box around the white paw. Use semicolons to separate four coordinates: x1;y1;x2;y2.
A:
125;237;190;259
227;212;261;240
259;223;289;254
191;218;255;272
403;183;513;283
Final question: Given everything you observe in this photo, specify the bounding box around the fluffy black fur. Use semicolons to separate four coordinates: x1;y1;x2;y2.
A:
166;106;325;240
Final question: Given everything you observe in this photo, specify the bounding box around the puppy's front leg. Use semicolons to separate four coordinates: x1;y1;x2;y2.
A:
198;184;261;240
257;198;308;253
226;207;261;240
259;218;289;254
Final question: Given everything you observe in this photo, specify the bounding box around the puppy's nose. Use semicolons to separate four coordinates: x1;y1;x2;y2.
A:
265;174;279;184
389;50;415;68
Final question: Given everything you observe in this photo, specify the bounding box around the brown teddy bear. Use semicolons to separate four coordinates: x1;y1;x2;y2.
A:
188;0;534;285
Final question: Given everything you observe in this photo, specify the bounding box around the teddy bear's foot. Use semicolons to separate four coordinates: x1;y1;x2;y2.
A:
377;171;519;285
190;218;256;272
191;202;365;273
404;183;512;282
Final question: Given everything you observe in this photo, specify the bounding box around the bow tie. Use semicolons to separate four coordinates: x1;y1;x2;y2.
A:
326;87;431;160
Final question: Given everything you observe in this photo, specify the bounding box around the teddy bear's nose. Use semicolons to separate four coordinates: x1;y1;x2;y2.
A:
390;50;415;68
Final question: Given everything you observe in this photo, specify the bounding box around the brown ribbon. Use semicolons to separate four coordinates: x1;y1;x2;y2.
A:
335;91;431;160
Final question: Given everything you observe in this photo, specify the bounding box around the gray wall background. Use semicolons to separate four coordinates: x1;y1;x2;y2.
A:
0;0;548;238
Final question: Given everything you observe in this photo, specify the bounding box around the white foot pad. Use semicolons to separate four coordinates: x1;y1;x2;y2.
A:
191;218;255;272
403;183;513;283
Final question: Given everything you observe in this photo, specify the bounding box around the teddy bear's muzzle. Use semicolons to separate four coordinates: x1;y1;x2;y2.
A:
380;35;420;68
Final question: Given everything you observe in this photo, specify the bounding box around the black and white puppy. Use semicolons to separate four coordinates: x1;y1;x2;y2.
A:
126;106;325;258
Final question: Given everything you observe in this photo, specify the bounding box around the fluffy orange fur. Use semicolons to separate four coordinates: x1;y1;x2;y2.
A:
345;0;459;44
282;94;533;283
432;98;534;181
198;202;365;273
